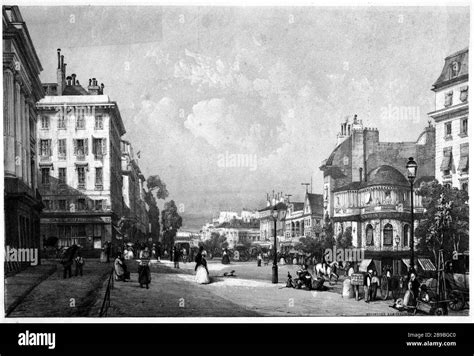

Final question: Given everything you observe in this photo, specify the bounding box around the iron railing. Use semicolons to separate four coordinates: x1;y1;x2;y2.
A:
99;267;115;317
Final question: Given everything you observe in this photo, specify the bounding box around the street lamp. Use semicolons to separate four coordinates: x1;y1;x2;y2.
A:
395;235;400;275
271;206;279;283
406;157;418;273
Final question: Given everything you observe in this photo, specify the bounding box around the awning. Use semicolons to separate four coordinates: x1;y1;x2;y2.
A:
418;258;436;272
440;154;452;171
359;259;373;272
402;259;411;268
458;156;468;171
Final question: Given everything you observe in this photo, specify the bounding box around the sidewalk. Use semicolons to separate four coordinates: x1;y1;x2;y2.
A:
5;261;57;316
7;259;112;317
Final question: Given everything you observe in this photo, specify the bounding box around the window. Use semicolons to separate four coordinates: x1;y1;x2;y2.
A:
40;140;52;157
440;147;453;175
444;91;453;107
92;138;107;158
57;113;66;129
451;61;460;77
58;167;67;185
78;225;86;237
43;199;51;210
74;139;88;158
95;115;103;130
366;224;374;246
460;86;468;103
383;224;393;246
459;143;469;173
95;167;103;187
58;199;67;211
77;198;86;211
94;200;103;211
58;139;66;159
445;122;452;138
41;116;49;129
77;167;86;188
41;167;50;185
403;225;410;248
76;112;85;129
461;182;468;192
460;118;468;136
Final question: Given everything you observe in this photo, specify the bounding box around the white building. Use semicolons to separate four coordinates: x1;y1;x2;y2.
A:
428;47;469;191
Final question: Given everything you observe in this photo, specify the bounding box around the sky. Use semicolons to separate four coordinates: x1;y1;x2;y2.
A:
20;5;469;230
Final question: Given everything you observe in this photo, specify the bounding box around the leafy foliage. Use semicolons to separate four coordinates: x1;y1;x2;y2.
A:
336;226;353;249
416;181;469;261
147;175;169;200
161;200;183;250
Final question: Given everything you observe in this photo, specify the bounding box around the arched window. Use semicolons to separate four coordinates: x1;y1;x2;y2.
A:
366;224;374;246
383;224;393;246
403;224;410;247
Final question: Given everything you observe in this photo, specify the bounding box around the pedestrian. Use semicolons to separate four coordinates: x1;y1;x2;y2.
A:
105;241;111;263
409;272;420;300
114;252;129;281
257;252;262;267
173;246;181;268
74;252;85;277
138;260;151;289
364;269;373;303
195;247;211;284
140;247;150;259
222;248;230;265
370;270;380;301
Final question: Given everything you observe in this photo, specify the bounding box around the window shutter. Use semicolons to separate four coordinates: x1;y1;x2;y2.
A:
92;137;96;155
73;139;78;155
461;143;469;157
84;138;89;155
102;138;107;155
102;199;107;211
38;141;42;155
48;139;52;156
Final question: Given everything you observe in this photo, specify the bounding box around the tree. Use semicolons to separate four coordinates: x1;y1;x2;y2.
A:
416;181;469;263
161;200;183;251
144;190;160;241
147;175;169;200
321;215;335;251
336;226;353;249
298;236;322;257
201;232;227;254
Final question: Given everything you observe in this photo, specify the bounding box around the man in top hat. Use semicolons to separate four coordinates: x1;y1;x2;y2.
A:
364;269;373;303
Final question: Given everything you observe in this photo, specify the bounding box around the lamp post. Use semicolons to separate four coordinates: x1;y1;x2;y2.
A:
395;235;400;275
272;206;279;283
406;157;418;273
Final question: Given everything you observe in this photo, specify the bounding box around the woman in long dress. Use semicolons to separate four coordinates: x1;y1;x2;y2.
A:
195;247;211;284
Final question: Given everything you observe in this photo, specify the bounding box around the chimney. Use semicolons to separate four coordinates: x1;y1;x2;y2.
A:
72;73;76;86
57;49;64;95
359;167;363;182
87;77;100;95
66;76;72;86
100;83;104;94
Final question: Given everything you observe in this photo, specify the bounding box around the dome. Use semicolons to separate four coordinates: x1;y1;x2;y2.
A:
366;165;409;187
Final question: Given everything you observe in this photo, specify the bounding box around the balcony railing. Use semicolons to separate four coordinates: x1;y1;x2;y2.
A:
76;154;86;161
40;155;51;162
77;183;86;190
95;184;103;191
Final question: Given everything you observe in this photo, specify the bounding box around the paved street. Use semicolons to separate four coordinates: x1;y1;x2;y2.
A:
6;259;468;317
7;260;112;317
100;260;469;317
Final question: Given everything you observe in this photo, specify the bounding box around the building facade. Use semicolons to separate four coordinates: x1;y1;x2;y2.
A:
36;50;126;256
320;115;436;274
120;139;149;242
258;193;287;249
428;48;469;191
3;6;45;271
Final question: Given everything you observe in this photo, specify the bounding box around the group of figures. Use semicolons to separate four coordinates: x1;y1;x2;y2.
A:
113;251;152;289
